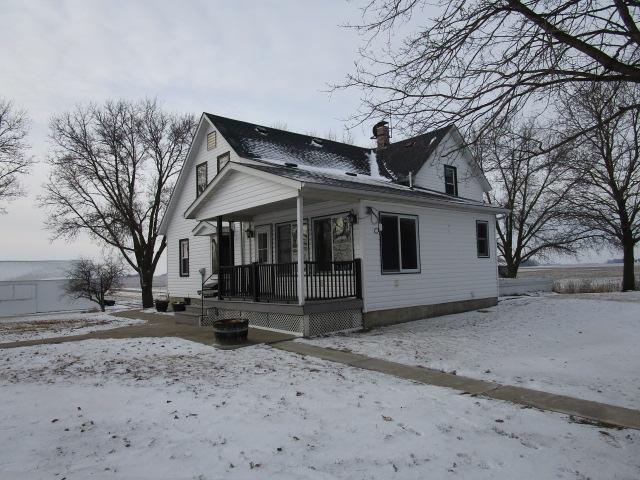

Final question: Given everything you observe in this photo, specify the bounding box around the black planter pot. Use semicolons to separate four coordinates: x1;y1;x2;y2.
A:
171;302;186;312
213;319;249;344
155;300;169;312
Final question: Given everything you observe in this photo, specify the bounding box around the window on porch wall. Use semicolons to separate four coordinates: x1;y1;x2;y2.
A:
313;214;354;270
276;221;308;263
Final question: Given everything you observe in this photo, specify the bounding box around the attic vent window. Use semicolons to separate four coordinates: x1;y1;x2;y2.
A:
284;162;298;168
345;172;357;177
207;131;217;150
310;138;324;147
255;126;268;135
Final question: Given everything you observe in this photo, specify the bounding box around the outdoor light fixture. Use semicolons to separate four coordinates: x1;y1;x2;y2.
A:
347;210;358;224
245;227;254;238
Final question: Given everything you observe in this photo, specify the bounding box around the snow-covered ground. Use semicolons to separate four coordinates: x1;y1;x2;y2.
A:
0;310;144;343
0;338;638;479
303;294;640;410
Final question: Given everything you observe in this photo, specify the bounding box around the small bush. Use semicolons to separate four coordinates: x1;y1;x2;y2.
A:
553;276;640;294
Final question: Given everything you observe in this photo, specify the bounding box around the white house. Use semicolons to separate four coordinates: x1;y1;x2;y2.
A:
158;114;505;336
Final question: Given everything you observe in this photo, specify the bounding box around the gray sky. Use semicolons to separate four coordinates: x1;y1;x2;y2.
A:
0;0;618;269
0;0;375;271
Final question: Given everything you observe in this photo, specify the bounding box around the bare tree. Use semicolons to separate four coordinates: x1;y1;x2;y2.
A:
64;258;124;312
0;98;32;212
41;99;196;307
475;118;588;277
559;82;640;290
343;1;640;143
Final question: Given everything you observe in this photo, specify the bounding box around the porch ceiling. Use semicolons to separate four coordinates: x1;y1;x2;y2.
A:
196;195;330;222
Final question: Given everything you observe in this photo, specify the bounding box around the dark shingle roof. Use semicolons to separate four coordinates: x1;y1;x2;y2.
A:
205;113;373;175
241;163;489;209
376;125;454;182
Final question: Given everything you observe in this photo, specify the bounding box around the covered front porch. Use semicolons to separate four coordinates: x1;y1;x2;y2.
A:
184;163;367;335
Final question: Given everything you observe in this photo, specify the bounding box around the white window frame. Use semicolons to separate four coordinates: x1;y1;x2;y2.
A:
179;239;189;277
444;165;458;196
255;224;272;264
311;212;355;264
476;220;490;258
380;213;421;274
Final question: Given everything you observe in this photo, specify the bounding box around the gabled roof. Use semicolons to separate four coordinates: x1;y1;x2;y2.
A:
376;125;454;182
205;113;373;175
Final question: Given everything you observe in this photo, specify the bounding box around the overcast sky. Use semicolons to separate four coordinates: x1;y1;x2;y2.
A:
0;0;617;269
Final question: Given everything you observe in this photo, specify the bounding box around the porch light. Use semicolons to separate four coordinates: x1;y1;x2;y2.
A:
347;210;358;225
245;227;255;238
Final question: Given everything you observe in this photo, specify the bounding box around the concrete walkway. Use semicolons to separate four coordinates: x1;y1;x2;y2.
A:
0;310;294;350
274;341;640;431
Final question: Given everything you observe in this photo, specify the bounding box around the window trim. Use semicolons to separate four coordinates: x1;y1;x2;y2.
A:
206;131;217;151
444;164;458;196
178;238;190;277
476;220;490;258
217;151;231;174
310;211;356;264
379;212;421;275
275;219;310;263
195;161;208;197
254;223;273;264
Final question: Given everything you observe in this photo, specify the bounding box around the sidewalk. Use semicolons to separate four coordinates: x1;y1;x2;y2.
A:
274;341;640;431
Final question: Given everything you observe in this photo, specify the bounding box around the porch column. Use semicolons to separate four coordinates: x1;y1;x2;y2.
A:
296;190;305;306
216;216;222;300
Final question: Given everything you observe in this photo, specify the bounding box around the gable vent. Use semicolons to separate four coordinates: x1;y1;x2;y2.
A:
255;126;268;135
310;138;324;147
284;162;298;168
345;172;357;177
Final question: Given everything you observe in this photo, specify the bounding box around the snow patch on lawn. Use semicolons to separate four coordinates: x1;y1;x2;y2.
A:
303;294;640;409
0;311;144;343
0;338;637;479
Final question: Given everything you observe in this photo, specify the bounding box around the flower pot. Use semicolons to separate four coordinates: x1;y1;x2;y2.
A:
171;302;186;312
155;300;169;312
213;318;249;344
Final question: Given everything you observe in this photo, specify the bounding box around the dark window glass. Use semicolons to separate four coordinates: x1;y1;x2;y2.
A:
476;221;489;257
217;152;231;173
444;165;458;196
381;215;400;272
196;162;207;196
179;239;189;277
277;224;292;263
313;218;332;270
331;216;353;262
400;218;418;270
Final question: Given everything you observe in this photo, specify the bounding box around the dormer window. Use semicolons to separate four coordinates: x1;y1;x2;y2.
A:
444;165;458;196
207;131;217;150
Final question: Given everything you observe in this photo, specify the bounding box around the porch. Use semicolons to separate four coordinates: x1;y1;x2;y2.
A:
218;259;362;303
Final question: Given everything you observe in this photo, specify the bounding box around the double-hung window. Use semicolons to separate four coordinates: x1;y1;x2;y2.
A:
313;214;354;270
276;221;309;263
179;239;189;277
444;165;458;196
196;162;208;196
380;214;420;273
476;221;490;258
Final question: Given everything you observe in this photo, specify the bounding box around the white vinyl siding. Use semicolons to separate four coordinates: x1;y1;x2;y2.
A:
361;199;497;312
193;171;298;220
413;133;485;201
165;122;242;297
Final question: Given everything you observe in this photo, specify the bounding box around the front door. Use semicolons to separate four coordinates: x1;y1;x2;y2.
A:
255;225;271;264
211;227;234;273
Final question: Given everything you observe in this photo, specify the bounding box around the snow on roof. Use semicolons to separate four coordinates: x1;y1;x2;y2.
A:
0;261;77;282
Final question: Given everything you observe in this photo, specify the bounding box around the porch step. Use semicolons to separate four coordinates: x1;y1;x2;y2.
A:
174;310;201;326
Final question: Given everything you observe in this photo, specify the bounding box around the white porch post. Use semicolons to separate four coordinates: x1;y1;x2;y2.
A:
297;190;305;306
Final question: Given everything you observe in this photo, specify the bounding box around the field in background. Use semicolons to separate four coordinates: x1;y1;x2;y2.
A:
518;264;638;293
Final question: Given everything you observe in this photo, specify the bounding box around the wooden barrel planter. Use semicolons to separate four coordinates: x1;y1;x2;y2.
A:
213;319;249;344
171;302;186;312
155;299;169;312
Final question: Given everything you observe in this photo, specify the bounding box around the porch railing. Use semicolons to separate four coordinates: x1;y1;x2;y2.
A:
218;259;362;303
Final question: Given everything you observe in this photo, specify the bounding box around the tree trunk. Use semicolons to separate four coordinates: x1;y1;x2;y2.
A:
505;262;519;278
140;268;155;309
621;233;636;291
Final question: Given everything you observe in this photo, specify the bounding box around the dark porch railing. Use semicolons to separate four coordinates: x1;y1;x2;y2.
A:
218;259;362;302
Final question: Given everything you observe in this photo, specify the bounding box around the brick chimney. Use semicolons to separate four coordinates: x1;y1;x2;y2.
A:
371;121;390;149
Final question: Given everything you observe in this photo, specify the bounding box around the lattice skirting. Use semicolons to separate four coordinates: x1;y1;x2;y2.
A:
202;306;362;337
